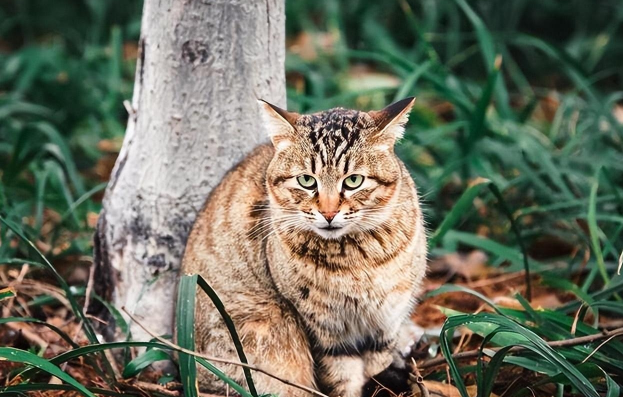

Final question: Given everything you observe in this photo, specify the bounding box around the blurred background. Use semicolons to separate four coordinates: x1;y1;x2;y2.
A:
2;1;623;394
1;0;622;270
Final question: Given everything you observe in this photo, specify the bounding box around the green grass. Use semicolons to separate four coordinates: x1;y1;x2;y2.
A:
1;0;623;396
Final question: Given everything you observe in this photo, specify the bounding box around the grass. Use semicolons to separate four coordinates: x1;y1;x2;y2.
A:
1;0;623;396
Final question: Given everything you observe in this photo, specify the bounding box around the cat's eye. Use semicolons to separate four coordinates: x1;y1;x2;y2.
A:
297;174;317;189
343;174;365;190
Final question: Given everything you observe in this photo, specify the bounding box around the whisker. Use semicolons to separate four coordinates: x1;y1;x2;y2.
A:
248;217;305;239
259;220;306;243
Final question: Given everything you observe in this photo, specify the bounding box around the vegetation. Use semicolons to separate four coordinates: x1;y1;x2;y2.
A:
1;0;622;396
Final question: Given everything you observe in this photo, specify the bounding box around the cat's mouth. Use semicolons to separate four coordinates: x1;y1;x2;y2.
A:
318;225;342;230
313;224;347;239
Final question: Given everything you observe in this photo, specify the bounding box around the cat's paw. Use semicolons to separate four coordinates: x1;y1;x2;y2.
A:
362;364;410;397
396;320;425;359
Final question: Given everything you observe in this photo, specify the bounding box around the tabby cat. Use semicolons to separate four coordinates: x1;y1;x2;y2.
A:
180;97;427;397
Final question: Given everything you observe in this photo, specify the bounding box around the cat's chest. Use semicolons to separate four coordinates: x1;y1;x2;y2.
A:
267;236;417;343
294;260;413;314
292;267;414;348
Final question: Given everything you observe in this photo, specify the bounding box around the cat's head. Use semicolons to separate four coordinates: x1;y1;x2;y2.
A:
260;98;415;240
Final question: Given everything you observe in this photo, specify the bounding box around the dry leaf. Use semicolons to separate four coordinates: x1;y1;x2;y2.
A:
87;212;99;229
343;64;401;92
413;382;498;397
445;251;490;280
614;104;623;124
287;31;337;61
411;380;462;397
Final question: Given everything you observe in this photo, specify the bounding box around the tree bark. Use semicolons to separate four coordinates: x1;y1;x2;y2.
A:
94;0;285;341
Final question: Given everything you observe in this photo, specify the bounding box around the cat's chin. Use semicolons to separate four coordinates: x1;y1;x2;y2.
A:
312;226;348;240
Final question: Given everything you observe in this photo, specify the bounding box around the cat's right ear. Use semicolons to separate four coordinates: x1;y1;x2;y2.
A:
258;100;300;151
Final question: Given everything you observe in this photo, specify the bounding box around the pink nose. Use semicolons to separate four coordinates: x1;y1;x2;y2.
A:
321;210;339;223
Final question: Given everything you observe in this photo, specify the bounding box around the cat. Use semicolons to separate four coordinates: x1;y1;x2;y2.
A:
180;97;427;397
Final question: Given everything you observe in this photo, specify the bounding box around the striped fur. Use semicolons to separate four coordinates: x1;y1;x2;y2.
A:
181;98;427;397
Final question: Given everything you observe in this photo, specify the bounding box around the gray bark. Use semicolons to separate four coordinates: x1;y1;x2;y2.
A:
94;0;285;341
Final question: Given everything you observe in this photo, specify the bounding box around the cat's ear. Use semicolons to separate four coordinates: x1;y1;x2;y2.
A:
258;100;300;151
368;97;415;148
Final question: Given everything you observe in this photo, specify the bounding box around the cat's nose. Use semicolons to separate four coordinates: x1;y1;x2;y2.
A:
320;210;339;224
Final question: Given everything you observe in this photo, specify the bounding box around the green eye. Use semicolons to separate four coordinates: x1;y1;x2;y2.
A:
343;174;365;190
297;175;317;189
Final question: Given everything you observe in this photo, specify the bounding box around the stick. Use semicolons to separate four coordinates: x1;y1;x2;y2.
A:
4;321;48;353
130;380;225;397
129;380;180;397
409;358;430;397
122;307;328;397
417;326;623;369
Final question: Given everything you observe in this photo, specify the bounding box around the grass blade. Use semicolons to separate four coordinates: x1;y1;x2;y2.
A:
426;284;501;314
177;274;257;396
440;313;600;397
196;275;258;397
392;60;433;102
0;286;16;301
0;347;97;397
196;358;254;397
0;317;79;348
453;0;511;119
17;341;170;380
465;55;501;155
602;367;621;397
176;274;199;397
0;216;100;345
480;337;515;397
1;384;121;396
428;177;490;247
587;174;610;285
442;230;529;271
487;183;532;300
122;349;170;379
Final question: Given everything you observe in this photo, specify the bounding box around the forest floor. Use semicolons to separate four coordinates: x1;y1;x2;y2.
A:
2;247;621;396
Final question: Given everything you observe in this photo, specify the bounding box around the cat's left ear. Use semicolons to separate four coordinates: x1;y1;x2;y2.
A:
368;97;415;147
258;100;300;151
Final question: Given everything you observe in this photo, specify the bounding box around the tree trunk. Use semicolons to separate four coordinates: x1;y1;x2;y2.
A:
94;0;285;341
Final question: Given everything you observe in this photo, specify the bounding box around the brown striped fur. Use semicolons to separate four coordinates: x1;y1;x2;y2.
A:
181;98;427;397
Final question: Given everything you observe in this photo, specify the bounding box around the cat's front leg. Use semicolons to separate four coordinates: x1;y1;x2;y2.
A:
316;354;366;397
360;321;421;396
362;349;411;397
362;349;394;378
316;349;407;397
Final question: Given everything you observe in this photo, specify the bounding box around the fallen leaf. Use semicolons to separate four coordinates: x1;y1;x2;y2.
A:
444;251;490;280
287;31;337;61
614;103;623;124
411;380;461;397
412;382;500;397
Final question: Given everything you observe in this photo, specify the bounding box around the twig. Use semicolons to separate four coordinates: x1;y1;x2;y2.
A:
4;321;48;353
409;358;429;397
129;380;180;397
465;270;525;289
370;377;399;397
102;340;123;380
3;264;30;316
122;307;329;397
123;100;137;118
16;263;29;283
132;380;225;397
418;326;623;369
83;262;96;317
581;332;622;363
63;262;99;372
570;305;583;335
12;279;71;309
